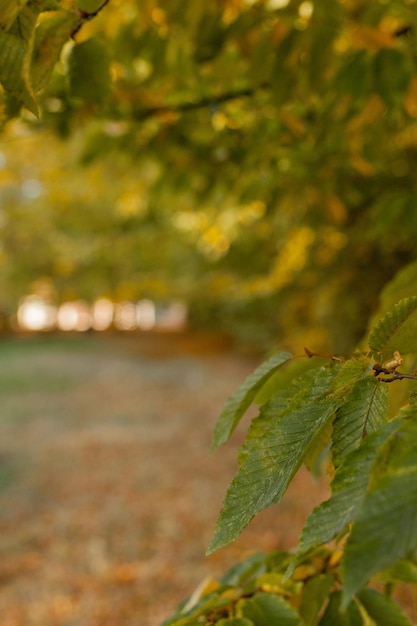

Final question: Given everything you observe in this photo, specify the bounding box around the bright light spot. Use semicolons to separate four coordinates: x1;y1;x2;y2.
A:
21;178;43;200
45;98;64;113
92;298;114;331
266;0;291;9
114;301;137;331
57;301;92;332
136;299;156;331
299;1;314;19
17;296;57;331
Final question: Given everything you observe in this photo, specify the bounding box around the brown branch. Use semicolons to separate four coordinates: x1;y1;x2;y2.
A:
133;82;269;120
72;0;111;38
372;364;417;383
304;347;345;363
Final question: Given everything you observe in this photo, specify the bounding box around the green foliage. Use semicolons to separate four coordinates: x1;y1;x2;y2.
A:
3;1;417;350
211;351;292;451
167;296;417;624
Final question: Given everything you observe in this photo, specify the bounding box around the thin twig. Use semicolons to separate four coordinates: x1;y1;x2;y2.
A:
72;0;111;38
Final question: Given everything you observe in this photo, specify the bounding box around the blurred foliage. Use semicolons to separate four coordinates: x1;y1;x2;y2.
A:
1;0;417;350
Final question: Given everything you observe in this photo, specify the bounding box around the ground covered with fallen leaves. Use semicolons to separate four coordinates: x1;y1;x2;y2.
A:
0;333;331;626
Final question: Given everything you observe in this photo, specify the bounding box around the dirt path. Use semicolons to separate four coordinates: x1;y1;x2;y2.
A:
0;333;329;626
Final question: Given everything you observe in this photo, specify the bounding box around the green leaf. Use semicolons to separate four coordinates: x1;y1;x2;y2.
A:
379;559;417;585
0;30;37;114
368;296;417;358
319;591;363;626
30;11;77;92
208;366;341;553
68;37;111;104
357;588;411;626
342;472;417;605
298;422;397;555
8;0;42;43
332;376;388;468
211;351;292;451
238;592;301;626
331;359;372;394
299;574;334;626
0;0;29;29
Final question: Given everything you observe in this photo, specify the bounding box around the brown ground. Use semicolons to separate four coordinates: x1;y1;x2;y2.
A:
0;333;331;626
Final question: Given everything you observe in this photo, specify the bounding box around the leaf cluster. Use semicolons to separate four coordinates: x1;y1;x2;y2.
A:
166;296;417;624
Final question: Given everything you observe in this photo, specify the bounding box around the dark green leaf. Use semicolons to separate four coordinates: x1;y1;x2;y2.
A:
211;351;292;451
0;30;37;114
299;574;334;626
298;422;397;555
332;376;388;468
319;591;362;626
357;588;411;626
342;472;417;605
68;38;111;104
238;592;301;626
208;366;341;553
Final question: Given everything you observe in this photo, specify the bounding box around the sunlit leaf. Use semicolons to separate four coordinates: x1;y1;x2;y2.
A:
31;11;77;91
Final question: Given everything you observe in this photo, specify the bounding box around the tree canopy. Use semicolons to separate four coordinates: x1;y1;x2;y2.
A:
1;0;417;349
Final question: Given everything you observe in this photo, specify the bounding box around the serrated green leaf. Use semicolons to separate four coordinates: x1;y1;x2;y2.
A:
342;471;417;606
331;359;372;394
208;366;341;553
238;592;301;626
368;297;417;357
30;11;77;91
332;377;388;468
319;591;363;626
298;423;397;556
211;351;292;451
68;37;111;104
357;588;411;626
254;357;321;406
0;29;37;114
299;574;334;626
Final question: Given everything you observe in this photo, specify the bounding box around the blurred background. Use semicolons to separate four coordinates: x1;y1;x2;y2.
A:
2;0;417;623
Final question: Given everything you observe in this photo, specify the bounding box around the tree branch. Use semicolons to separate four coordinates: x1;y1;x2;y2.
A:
72;0;111;38
133;82;269;120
